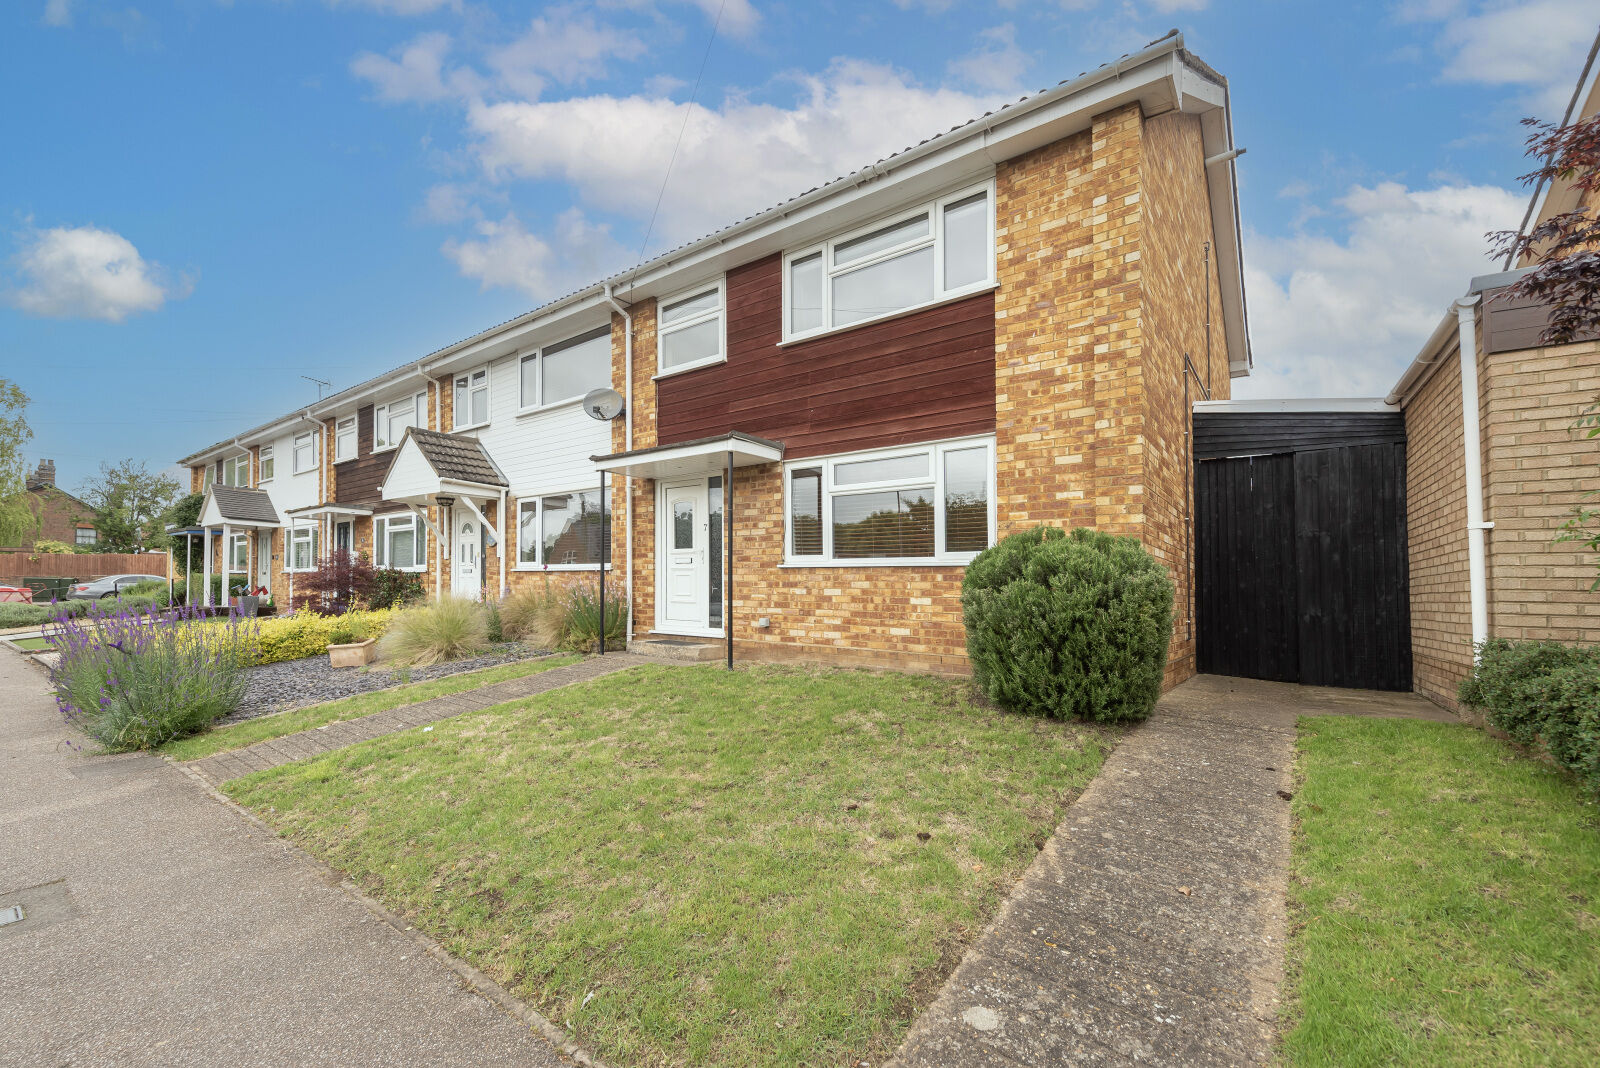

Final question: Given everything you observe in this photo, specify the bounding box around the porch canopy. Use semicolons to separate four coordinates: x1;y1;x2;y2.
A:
379;426;510;599
282;503;373;520
590;431;784;480
196;485;281;608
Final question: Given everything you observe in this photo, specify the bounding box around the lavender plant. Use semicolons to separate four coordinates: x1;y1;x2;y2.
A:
47;602;259;752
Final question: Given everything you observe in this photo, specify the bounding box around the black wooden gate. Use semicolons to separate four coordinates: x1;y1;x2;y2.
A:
1193;411;1412;691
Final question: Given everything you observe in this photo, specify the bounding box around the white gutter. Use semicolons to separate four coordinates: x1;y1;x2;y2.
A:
1452;294;1493;657
603;283;636;646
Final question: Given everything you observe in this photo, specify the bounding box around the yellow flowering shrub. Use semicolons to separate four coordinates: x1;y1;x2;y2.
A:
254;608;397;665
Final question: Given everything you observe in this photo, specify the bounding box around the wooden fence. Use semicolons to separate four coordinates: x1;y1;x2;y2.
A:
0;551;170;582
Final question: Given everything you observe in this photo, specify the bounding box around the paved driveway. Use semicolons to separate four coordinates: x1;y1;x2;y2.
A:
0;648;573;1068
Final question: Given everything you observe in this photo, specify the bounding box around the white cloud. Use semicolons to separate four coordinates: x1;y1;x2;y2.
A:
442;209;629;300
948;24;1032;92
1234;181;1524;399
1147;0;1208;11
1409;0;1597;114
6;224;186;322
350;32;483;103
42;0;72;28
683;0;759;37
326;0;459;14
488;8;648;99
466;59;1005;249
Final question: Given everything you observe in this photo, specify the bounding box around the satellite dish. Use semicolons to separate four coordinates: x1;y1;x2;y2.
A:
582;387;625;421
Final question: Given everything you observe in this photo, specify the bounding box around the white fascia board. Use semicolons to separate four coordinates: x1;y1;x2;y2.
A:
1193;398;1398;413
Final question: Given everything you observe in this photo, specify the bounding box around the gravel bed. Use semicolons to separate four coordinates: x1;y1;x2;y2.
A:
228;642;553;722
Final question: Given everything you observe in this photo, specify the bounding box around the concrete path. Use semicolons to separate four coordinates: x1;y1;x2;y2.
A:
892;674;1451;1068
0;647;593;1068
189;653;650;786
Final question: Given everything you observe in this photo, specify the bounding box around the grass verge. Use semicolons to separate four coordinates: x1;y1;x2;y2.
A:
226;663;1112;1067
163;654;580;761
1284;715;1600;1066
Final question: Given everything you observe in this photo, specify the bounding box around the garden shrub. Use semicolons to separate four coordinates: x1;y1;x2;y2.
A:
378;598;490;666
252;608;396;664
290;550;376;615
499;585;556;644
501;582;624;652
962;526;1174;724
486;601;504;643
0;600;92;629
1459;639;1600;796
370;567;426;611
49;604;258;751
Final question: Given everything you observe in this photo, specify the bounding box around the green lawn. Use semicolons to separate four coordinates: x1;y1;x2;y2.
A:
1284;716;1600;1067
163;654;580;761
226;663;1112;1067
7;636;52;651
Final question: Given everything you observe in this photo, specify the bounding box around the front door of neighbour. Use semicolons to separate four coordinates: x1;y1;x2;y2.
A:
452;514;482;601
335;521;352;553
257;531;272;592
659;479;710;633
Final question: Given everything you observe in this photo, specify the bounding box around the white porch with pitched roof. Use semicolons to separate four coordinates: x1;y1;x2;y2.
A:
196;485;281;609
379;427;510;601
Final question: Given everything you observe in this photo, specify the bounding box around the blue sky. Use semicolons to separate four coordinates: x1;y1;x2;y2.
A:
2;0;1593;492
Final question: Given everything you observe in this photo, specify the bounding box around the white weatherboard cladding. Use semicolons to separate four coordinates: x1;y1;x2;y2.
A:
266;429;319;513
380;436;443;501
475;353;610;496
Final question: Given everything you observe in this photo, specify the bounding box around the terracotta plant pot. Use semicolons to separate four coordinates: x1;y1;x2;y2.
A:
328;637;377;668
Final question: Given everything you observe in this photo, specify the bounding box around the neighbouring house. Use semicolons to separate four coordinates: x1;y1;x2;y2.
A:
8;460;99;550
177;31;1251;682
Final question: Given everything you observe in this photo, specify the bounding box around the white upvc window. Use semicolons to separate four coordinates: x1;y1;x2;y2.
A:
287;523;319;572
373;512;425;572
514;489;610;569
222;455;249;487
783;435;995;567
655;278;725;377
292;431;317;475
228;532;248;570
374;391;425;451
519;326;611;411
782;180;996;342
334;417;357;463
258;445;275;483
453;367;491;429
202;465;215;491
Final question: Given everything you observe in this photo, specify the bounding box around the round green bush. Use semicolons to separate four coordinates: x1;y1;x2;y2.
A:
962;526;1175;723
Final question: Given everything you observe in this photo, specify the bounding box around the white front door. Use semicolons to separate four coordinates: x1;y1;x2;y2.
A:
453;513;481;600
659;479;710;633
257;531;272;591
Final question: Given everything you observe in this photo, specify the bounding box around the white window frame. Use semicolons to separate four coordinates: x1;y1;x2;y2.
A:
518;325;612;414
227;532;249;571
453;366;491;430
74;527;97;547
202;465;215;491
780;179;997;344
512;488;612;571
781;434;996;568
286;523;319;573
292;431;318;475
258;445;274;483
334;417;357;463
653;277;726;379
373;512;425;573
374;391;426;453
222;454;249;487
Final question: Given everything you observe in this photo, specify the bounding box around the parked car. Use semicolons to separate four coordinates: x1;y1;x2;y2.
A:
65;574;168;600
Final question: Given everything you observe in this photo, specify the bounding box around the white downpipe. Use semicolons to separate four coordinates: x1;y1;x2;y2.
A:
1454;294;1493;657
603;284;635;646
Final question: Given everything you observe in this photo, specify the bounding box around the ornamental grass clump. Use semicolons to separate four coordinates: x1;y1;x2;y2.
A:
962;526;1174;724
378;597;490;666
47;602;258;752
500;582;625;652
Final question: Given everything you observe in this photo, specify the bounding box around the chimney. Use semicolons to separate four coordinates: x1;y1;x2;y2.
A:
28;459;56;489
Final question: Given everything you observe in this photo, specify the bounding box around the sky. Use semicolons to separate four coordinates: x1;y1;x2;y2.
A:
2;0;1594;493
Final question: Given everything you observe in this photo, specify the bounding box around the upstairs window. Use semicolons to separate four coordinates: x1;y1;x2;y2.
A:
375;391;425;451
656;280;725;376
222;455;249;487
334;417;357;463
784;436;994;566
519;326;611;411
258;445;275;482
454;367;490;429
202;465;215;491
783;181;995;342
292;431;317;474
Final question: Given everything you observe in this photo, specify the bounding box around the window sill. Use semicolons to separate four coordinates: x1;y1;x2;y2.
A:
779;558;976;569
372;444;398;455
652;354;726;381
777;283;998;348
512;563;614;572
452;421;490;433
515;396;585;419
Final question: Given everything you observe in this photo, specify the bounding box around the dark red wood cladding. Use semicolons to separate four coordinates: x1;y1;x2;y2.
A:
655;253;995;458
332;405;393;507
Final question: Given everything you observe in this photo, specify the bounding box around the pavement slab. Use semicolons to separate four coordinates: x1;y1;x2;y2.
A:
891;673;1449;1068
0;646;582;1068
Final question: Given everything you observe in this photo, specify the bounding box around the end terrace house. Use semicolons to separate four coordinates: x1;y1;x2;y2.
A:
178;32;1251;685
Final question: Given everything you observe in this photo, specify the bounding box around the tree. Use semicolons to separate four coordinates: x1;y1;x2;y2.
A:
0;379;37;547
164;492;204;574
78;459;181;552
1489;114;1600;345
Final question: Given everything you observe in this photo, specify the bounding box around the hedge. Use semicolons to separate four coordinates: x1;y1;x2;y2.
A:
1459;639;1600;797
962;526;1174;723
254;608;398;665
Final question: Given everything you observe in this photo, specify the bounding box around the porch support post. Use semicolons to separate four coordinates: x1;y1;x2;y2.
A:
201;526;213;608
726;450;733;672
598;470;606;657
222;522;232;608
497;489;508;602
